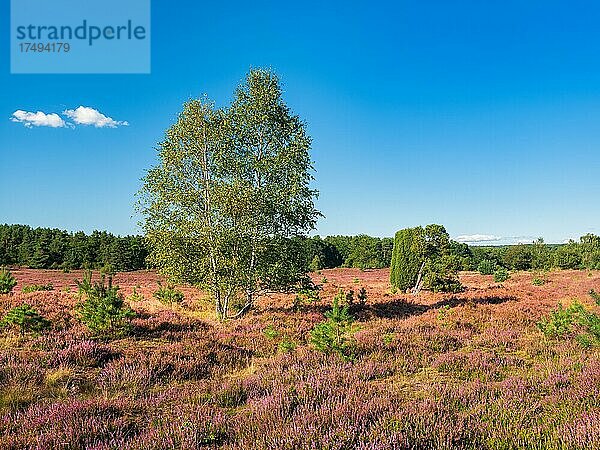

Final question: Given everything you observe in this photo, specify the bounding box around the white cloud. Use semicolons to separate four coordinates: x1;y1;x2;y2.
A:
513;237;534;245
11;110;66;128
62;106;128;128
455;234;502;243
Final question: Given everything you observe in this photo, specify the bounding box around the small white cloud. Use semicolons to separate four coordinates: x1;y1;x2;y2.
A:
513;238;533;245
501;236;536;245
63;106;128;128
455;234;502;243
11;110;66;128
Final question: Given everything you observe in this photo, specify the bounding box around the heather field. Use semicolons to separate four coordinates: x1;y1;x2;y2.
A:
1;268;600;449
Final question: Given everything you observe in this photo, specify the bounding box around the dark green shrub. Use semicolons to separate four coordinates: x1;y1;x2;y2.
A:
504;245;532;270
494;267;510;283
553;243;582;269
531;238;552;270
309;254;324;272
477;259;496;275
345;290;355;306
423;254;463;293
76;271;135;337
580;234;600;269
390;227;424;291
357;287;368;306
22;283;54;293
100;263;116;276
1;304;50;337
153;282;184;305
390;225;462;294
449;241;474;271
537;303;579;338
0;268;17;294
310;291;357;360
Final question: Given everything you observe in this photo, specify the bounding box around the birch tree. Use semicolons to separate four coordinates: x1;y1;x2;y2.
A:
138;69;320;319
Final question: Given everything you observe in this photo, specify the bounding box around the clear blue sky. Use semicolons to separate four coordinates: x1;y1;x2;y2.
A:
1;0;599;244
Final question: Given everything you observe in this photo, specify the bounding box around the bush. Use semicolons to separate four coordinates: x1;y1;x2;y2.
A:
477;259;496;275
357;287;368;306
423;254;463;293
1;304;50;337
22;283;54;293
310;291;357;360
390;225;462;293
0;268;17;294
293;287;320;311
504;245;532;270
344;290;355;305
75;271;135;337
126;286;144;302
537;300;600;346
262;324;279;340
153;282;184;305
580;234;600;269
493;268;510;283
277;337;296;353
309;254;324;272
390;227;424;291
553;243;582;270
590;289;600;306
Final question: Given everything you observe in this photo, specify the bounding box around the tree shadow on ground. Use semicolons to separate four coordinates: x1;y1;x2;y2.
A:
265;295;517;321
358;295;517;321
131;311;211;339
263;303;332;316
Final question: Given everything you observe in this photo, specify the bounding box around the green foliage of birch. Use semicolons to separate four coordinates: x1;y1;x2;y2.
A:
138;69;320;319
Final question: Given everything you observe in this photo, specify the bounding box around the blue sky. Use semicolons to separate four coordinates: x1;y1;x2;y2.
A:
1;0;599;244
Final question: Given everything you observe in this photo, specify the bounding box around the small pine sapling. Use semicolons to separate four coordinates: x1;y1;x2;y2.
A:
1;304;50;337
310;291;357;360
127;286;144;302
76;271;135;337
494;268;510;283
357;287;368;306
477;260;496;276
0;268;17;294
293;287;320;311
22;283;54;293
153;281;184;305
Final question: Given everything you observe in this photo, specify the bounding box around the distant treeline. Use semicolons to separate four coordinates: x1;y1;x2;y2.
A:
1;224;599;273
304;235;600;272
466;236;600;271
304;235;394;270
0;224;147;271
